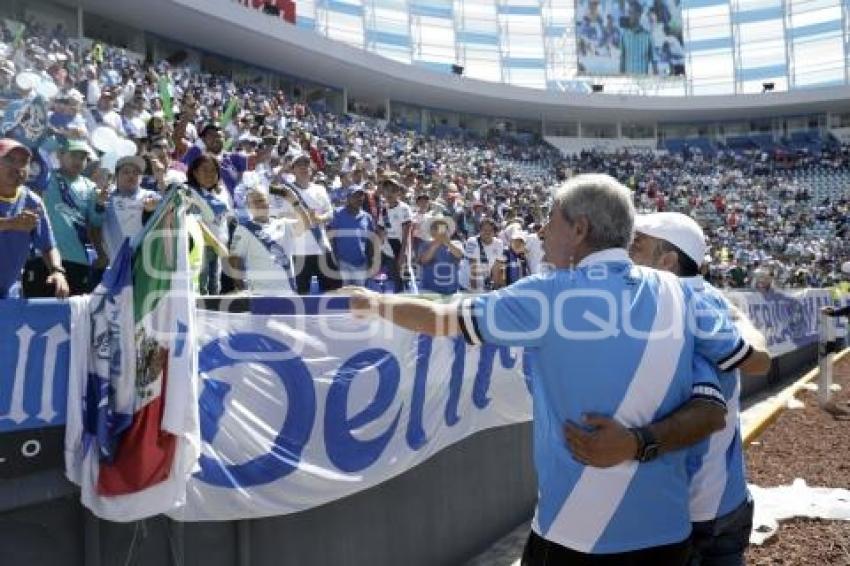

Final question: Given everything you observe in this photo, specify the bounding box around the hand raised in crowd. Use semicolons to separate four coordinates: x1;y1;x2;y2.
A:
151;158;166;183
46;270;69;299
143;196;160;212
96;183;110;207
4;207;40;232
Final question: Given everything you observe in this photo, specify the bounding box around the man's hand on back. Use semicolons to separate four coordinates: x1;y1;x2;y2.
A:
564;414;638;468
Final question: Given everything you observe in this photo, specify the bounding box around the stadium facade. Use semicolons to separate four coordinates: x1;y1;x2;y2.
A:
6;0;850;153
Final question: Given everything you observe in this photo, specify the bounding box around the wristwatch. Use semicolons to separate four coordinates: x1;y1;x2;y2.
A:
631;426;660;462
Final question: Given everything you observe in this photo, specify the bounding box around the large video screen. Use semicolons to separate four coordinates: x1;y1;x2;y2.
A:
575;0;686;77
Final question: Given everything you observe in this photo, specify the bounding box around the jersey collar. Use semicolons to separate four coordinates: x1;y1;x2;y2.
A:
577;248;631;268
0;186;22;203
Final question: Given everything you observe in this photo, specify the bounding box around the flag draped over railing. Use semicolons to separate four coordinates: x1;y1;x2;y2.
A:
65;188;200;521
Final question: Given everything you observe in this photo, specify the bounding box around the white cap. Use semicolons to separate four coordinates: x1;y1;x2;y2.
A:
511;231;528;243
634;212;706;267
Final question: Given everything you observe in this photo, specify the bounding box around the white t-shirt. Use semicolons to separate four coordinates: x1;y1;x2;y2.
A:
229;219;295;295
279;182;332;256
103;188;160;261
379;201;413;257
412;209;434;242
459;236;504;290
379;201;413;240
525;233;545;275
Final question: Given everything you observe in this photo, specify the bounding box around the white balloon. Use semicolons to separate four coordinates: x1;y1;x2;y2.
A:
117;138;138;158
35;78;58;100
90;126;120;153
14;71;40;92
99;151;120;173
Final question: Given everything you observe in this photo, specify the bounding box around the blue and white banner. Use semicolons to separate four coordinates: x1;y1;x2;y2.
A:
726;289;833;357
0;288;841;509
174;308;532;521
0;300;70;478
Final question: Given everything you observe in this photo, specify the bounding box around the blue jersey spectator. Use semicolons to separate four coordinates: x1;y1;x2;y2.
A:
417;215;463;295
328;187;377;286
0;139;67;298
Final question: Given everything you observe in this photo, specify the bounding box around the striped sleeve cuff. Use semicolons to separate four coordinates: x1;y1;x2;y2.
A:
458;298;483;346
717;338;753;372
691;382;727;409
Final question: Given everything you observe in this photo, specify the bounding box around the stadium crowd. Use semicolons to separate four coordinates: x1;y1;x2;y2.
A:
1;16;849;300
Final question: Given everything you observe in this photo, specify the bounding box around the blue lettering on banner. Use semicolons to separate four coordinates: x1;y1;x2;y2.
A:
325;349;402;473
195;333;317;487
406;335;433;450
740;291;832;354
444;337;466;427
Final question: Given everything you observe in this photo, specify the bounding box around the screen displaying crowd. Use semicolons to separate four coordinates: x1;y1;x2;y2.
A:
576;0;686;77
0;16;847;302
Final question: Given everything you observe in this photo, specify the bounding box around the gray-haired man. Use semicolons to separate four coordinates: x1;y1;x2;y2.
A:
349;175;767;563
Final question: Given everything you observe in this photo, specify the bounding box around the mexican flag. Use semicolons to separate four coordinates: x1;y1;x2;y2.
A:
65;188;200;521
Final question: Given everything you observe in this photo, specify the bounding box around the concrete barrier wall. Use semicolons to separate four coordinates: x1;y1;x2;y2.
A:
0;423;535;566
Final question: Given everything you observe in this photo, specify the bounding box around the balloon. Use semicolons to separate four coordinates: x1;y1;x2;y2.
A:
35;78;58;100
14;71;40;92
99;151;120;173
90;126;120;153
117;138;138;158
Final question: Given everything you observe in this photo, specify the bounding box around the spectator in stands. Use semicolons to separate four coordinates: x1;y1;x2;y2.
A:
28;138;104;296
102;155;161;261
280;151;340;294
49;89;88;139
751;267;773;293
460;217;503;292
328;186;378;286
183;124;247;196
411;193;435;245
378;176;413;293
187;153;233;295
417;215;463;295
229;185;307;295
0;139;67;299
87;87;123;134
493;229;530;288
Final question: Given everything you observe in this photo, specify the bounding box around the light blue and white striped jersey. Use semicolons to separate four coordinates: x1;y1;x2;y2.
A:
685;277;749;522
621;28;652;74
458;249;753;554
